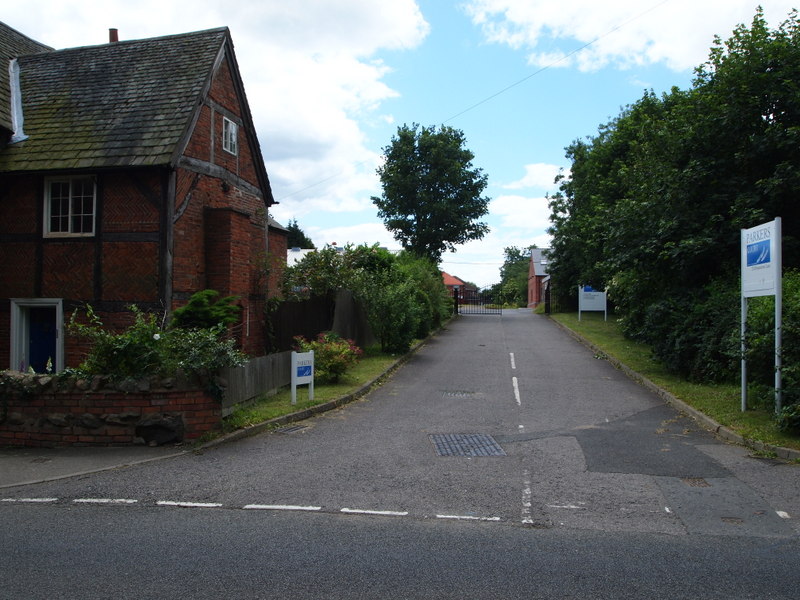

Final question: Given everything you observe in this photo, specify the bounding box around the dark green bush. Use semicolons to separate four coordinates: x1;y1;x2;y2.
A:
68;304;247;383
293;332;362;383
170;289;241;329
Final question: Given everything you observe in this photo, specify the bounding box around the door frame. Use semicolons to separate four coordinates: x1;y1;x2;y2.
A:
10;298;64;373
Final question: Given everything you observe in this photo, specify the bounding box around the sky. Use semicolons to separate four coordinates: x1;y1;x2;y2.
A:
5;1;798;288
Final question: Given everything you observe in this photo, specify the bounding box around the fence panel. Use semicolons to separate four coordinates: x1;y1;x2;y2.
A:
220;351;292;416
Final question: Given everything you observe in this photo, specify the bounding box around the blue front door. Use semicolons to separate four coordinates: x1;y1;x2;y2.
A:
28;306;57;373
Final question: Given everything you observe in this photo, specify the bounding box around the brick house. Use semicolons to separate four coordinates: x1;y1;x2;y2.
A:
527;248;550;307
0;22;277;372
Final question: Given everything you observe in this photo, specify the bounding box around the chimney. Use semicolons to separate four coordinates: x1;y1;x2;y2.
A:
109;28;119;43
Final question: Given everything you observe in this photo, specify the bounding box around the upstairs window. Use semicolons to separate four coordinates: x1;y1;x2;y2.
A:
44;176;96;237
222;116;238;155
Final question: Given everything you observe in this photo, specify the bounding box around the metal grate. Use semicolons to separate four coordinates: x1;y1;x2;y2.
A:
429;433;506;457
275;425;308;434
682;477;711;487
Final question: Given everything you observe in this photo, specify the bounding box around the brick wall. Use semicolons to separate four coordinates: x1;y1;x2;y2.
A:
0;373;220;447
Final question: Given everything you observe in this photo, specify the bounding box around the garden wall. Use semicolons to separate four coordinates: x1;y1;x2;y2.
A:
0;372;220;447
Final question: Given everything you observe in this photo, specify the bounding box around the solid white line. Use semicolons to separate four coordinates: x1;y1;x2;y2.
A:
243;504;321;511
157;501;223;508
777;510;790;519
512;377;521;406
546;504;585;510
340;508;408;517
3;497;58;503
73;498;138;505
436;514;501;522
509;353;516;369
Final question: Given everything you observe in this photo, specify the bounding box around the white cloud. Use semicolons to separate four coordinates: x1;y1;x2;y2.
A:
463;0;799;72
4;0;429;216
307;222;399;250
491;195;551;230
503;163;563;190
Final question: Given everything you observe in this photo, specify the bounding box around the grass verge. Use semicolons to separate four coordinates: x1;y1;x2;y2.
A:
218;346;402;436
549;312;800;454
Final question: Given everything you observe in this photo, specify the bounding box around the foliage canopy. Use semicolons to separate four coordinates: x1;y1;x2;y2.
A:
372;124;490;262
546;9;800;404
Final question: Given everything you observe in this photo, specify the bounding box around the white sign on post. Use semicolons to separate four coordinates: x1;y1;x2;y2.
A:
578;285;607;321
740;217;782;413
291;350;314;405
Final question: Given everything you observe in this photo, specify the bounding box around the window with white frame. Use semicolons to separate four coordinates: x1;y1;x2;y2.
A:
45;176;96;236
222;116;238;155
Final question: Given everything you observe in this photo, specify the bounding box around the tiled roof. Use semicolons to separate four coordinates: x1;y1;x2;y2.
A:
0;22;52;135
0;26;228;172
442;271;466;287
530;248;550;277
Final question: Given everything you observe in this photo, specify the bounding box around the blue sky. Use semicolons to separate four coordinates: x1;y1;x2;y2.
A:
6;1;798;287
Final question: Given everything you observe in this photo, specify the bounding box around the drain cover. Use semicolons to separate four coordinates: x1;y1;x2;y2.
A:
275;425;308;434
429;433;506;457
682;477;711;488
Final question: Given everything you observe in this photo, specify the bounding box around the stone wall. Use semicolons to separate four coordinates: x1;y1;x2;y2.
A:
0;372;220;447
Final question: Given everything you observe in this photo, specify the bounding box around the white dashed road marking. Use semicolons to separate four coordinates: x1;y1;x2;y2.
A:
74;498;138;505
157;501;224;508
512;377;521;406
341;508;409;517
244;504;321;512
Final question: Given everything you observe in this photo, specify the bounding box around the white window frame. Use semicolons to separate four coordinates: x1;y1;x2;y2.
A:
222;116;238;155
10;298;64;373
43;176;97;237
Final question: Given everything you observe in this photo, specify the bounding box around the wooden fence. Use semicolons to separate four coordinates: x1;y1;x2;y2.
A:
219;351;292;416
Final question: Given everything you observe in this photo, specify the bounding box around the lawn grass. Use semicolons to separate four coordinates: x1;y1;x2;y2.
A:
549;311;800;453
220;346;401;434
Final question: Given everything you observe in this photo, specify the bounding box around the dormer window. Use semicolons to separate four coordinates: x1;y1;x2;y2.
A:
222;116;238;155
44;176;96;237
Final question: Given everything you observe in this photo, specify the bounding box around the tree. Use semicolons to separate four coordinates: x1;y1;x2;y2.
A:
498;246;535;307
371;124;490;262
546;8;800;391
286;218;316;249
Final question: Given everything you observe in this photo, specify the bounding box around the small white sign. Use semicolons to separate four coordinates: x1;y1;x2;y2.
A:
291;350;314;405
578;286;607;321
741;218;781;298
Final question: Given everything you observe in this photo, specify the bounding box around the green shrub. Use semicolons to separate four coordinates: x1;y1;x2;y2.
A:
68;305;247;385
170;289;240;329
744;270;800;408
776;403;800;433
293;332;362;383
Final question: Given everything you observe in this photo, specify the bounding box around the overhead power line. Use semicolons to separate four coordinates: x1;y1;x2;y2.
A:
275;0;673;202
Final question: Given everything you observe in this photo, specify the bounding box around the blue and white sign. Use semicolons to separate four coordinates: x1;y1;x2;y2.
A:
578;285;607;321
741;218;781;298
740;217;782;414
291;350;314;405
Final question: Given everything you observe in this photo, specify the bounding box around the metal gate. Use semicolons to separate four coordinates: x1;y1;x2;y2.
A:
453;289;501;315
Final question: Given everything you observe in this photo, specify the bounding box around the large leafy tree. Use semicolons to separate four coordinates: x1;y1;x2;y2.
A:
371;124;490;262
547;8;800;384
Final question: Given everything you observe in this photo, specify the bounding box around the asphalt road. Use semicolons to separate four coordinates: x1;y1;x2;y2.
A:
2;310;799;599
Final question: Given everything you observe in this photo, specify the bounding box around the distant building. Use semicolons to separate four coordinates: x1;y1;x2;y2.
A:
527;248;550;307
442;271;476;296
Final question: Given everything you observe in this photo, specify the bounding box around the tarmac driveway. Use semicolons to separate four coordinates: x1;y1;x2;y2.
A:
3;310;798;538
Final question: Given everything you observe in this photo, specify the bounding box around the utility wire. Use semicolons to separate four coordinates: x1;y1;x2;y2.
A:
276;0;673;201
443;0;672;124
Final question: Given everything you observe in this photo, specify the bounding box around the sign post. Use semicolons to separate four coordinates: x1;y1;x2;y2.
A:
291;350;314;405
740;217;782;413
578;286;607;321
